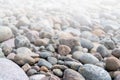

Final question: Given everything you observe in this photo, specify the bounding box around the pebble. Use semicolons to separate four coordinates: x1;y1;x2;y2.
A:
16;47;39;57
63;69;85;80
47;57;57;65
7;53;16;60
39;31;54;39
34;38;49;46
53;69;63;77
72;51;83;60
92;29;105;37
79;53;99;64
105;56;120;71
39;51;53;58
59;37;80;49
14;54;35;65
14;47;38;65
72;46;82;52
0;27;13;42
25;30;39;43
111;48;120;58
101;38;115;50
15;35;30;48
46;44;55;52
58;45;71;56
29;74;46;80
52;65;68;71
27;69;37;76
22;63;31;72
16;16;30;27
41;74;60;80
0;43;12;56
40;66;49;72
38;59;52;69
0;58;29;80
32;65;40;71
64;61;83;70
2;38;15;48
57;60;65;65
97;45;111;57
80;38;94;51
81;31;92;39
79;64;112;80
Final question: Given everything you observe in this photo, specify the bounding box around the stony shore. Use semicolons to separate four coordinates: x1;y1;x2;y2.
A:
1;0;120;80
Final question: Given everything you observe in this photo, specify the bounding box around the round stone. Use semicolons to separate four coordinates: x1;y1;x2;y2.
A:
79;53;99;64
64;61;83;70
53;69;63;77
15;35;30;48
58;45;71;56
72;51;83;60
105;56;120;71
0;27;13;42
79;64;112;80
80;38;94;51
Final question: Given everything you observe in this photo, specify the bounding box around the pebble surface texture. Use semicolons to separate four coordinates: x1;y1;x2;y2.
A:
0;58;29;80
79;64;112;80
0;0;120;80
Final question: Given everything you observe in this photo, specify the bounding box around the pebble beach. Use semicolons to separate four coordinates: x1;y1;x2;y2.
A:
0;0;120;80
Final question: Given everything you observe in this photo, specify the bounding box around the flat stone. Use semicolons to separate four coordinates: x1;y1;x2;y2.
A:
47;57;57;65
39;51;53;59
22;63;31;72
59;37;80;49
38;59;52;69
63;69;85;80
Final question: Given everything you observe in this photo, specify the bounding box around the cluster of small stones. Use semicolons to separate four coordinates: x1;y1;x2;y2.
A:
1;0;120;80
